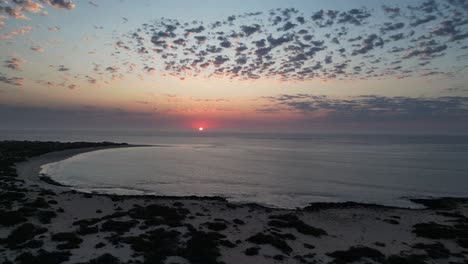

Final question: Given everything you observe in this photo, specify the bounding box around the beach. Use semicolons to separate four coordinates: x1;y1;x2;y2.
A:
1;141;467;264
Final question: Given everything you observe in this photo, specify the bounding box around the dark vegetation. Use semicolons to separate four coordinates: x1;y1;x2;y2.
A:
326;246;385;264
268;213;327;236
247;232;292;254
304;201;400;211
411;198;468;210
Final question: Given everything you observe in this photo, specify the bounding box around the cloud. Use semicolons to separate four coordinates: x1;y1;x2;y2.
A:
30;45;44;52
1;25;33;39
42;0;75;10
4;57;26;70
48;26;60;31
0;73;25;86
57;65;69;71
114;1;468;82
260;94;468;122
16;0;44;13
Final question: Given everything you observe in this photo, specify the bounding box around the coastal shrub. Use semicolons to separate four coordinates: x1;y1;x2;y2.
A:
410;198;468;210
51;232;83;250
326;246;385;264
457;238;468;249
101;219;138;233
122;228;181;264
87;253;121;264
0;210;27;226
386;254;427;264
383;219;400;225
413;242;451;259
204;221;228;231
77;225;99;235
219;239;236;248
268;214;327;236
0;191;26;204
129;204;188;227
25;197;50;208
244;247;260;256
233;218;245;225
271;231;296;240
184;231;223;264
5;223;47;248
15;249;70;264
247;232;292;254
37;210;57;224
412;222;460;239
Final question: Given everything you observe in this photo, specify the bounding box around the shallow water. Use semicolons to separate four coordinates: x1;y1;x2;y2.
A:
27;131;468;208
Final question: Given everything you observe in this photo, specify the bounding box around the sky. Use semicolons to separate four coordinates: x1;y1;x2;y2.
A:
1;0;468;132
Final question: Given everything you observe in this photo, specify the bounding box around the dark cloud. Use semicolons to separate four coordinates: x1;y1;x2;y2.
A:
410;15;437;27
43;0;75;10
261;94;468;122
241;24;261;36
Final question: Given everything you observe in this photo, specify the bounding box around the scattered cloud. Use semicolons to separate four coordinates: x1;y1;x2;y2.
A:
0;73;25;86
30;45;44;52
4;57;26;70
111;0;468;82
260;94;468;122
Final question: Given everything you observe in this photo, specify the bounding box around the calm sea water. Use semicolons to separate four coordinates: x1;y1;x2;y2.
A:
2;130;468;208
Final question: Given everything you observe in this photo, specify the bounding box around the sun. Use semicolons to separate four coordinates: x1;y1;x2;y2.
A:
198;127;204;131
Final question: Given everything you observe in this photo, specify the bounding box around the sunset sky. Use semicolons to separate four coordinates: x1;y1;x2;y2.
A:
1;0;468;132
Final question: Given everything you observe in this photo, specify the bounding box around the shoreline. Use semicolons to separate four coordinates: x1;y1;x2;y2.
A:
1;141;468;264
16;144;150;192
18;145;466;211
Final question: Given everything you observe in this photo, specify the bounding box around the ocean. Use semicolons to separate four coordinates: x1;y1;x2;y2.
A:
2;130;468;208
